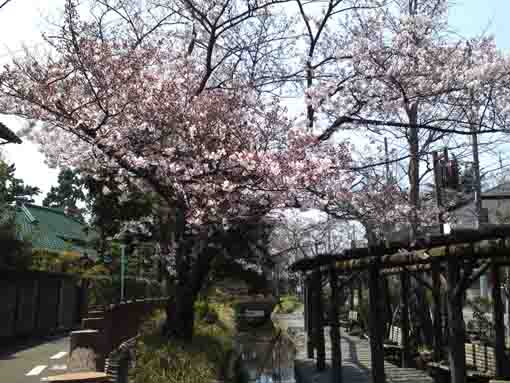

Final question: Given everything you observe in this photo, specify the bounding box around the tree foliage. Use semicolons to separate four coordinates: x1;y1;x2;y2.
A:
43;168;86;220
1;0;510;340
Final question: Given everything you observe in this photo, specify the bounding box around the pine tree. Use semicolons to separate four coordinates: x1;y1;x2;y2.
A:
43;169;86;220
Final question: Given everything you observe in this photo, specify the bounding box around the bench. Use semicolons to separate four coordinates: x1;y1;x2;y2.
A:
465;342;496;378
428;343;497;380
383;325;403;351
341;310;360;332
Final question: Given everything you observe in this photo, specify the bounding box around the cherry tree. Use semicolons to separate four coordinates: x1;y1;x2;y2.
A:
301;0;510;237
0;0;360;339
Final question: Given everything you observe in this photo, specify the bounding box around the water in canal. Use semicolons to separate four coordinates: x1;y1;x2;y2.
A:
235;324;296;383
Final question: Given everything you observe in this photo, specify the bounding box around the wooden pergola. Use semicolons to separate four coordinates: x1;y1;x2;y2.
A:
290;224;510;383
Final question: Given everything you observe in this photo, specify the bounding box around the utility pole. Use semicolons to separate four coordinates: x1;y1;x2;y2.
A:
471;121;482;226
384;137;391;182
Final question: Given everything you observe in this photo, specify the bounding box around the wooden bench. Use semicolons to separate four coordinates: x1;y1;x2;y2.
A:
383;325;403;351
342;310;360;332
465;342;496;378
41;372;112;382
428;343;497;380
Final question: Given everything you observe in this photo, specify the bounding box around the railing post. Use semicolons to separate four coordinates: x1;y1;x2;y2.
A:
432;259;443;362
312;270;326;371
329;263;342;383
369;258;385;383
492;258;506;377
400;271;410;367
305;275;315;359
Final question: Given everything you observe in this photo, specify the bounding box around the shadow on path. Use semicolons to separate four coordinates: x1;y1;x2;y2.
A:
0;333;69;361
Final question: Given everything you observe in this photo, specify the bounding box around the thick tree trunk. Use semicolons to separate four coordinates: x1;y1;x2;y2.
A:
167;283;195;340
407;102;420;237
160;210;214;342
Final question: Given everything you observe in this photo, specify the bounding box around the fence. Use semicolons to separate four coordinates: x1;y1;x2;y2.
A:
0;269;84;340
69;298;169;373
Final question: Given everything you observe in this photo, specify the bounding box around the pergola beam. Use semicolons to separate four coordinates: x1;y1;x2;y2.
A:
290;225;510;273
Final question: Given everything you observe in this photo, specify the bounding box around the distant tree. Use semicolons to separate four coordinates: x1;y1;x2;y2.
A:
43;168;86;220
0;157;36;269
0;159;40;203
84;172;155;261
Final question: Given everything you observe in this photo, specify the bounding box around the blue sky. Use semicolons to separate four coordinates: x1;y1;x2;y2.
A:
0;0;509;202
449;0;510;50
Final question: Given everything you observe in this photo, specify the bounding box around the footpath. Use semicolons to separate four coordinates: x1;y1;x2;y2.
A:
274;312;433;383
0;335;70;383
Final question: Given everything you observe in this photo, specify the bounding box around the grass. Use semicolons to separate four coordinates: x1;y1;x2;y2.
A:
131;301;236;383
273;294;303;314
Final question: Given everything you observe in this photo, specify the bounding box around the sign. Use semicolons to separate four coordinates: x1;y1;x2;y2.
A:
243;309;265;318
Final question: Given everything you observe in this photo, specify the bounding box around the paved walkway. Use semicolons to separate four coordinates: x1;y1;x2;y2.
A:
0;336;70;383
274;313;433;383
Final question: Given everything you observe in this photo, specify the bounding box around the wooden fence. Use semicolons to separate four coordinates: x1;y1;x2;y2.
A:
0;269;84;340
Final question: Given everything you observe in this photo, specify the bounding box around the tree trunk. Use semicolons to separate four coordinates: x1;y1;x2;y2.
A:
407;102;420;237
167;283;195;340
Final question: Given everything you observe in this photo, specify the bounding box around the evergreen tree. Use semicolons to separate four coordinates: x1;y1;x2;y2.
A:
0;158;37;269
0;160;40;204
43;169;86;220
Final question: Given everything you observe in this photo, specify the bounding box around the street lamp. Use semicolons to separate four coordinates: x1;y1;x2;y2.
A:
108;233;132;303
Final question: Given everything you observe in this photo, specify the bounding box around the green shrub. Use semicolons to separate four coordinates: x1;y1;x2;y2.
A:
274;295;303;314
131;302;235;383
195;300;210;320
86;276;165;306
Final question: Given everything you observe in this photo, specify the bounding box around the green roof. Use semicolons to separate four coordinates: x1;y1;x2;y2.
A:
15;203;98;259
0;122;22;144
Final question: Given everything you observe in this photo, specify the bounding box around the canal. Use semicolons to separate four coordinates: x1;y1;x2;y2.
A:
235;324;296;383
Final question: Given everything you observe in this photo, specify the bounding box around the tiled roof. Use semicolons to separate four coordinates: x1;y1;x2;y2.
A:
0;122;22;144
15;203;98;259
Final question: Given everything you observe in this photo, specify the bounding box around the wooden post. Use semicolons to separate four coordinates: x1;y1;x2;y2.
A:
431;259;443;362
491;260;506;377
313;270;326;371
400;271;411;367
305;275;314;359
446;247;466;383
369;260;385;383
329;264;342;383
358;277;363;306
304;275;308;331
